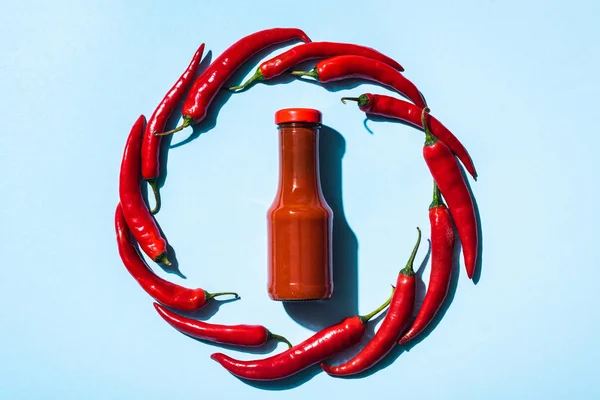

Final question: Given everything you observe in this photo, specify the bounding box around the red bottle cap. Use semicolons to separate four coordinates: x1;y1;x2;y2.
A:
275;108;322;125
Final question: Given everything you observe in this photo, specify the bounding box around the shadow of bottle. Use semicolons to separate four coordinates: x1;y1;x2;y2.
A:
283;125;359;330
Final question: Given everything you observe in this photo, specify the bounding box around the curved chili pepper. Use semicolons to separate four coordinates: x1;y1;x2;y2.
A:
291;55;426;109
421;108;478;279
399;183;455;344
340;93;476;180
119;115;169;264
210;292;393;381
157;28;311;136
228;42;403;92
322;228;421;376
141;44;205;215
115;204;238;311
153;303;291;348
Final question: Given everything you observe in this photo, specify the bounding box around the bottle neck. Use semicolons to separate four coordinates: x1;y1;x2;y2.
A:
276;122;323;203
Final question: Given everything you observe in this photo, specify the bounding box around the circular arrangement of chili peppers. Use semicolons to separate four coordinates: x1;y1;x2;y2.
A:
116;27;479;381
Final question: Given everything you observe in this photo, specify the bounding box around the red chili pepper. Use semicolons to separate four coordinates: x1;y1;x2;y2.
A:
322;228;421;376
340;93;477;180
399;183;455;344
115;204;238;311
157;28;311;136
210;292;393;381
141;44;205;215
153;303;291;348
291;55;426;109
119;115;169;264
228;42;404;91
421;107;478;279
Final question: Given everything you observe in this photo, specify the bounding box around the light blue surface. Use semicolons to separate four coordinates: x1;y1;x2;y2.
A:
1;0;599;398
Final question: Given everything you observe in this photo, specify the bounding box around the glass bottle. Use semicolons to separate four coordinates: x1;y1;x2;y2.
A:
267;108;333;301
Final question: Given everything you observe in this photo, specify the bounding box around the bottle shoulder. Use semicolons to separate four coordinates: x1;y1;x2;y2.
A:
267;202;332;220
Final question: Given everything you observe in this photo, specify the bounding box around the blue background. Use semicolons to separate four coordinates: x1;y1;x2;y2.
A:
1;0;599;398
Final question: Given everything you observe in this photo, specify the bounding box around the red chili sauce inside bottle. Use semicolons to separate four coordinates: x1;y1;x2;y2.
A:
267;108;333;301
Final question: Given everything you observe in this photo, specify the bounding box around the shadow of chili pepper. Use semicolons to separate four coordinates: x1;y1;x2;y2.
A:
155;51;214;194
283;126;359;331
292;76;428;107
460;166;483;285
414;240;433;312
238;58;320;92
239;364;322;390
152;219;184;278
400;234;461;351
325;311;387;366
243;304;390;389
364;113;424;132
144;51;214;279
176;296;240;321
169;43;302;149
326;250;440;380
292;76;365;92
191;336;282;355
156;299;283;355
354;241;459;379
364;115;483;284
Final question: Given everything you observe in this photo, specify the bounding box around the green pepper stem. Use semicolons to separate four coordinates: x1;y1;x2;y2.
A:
155;253;171;267
154;116;193;136
290;68;319;80
430;181;444;209
341;94;371;109
360;287;395;323
340;97;360;105
399;227;421;277
421;107;437;146
205;291;240;301
268;332;292;349
228;68;263;91
148;180;161;215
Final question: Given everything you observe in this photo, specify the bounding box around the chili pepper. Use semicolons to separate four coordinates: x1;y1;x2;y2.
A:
115;204;238;311
210;292;393;381
153;303;291;348
228;42;404;92
340;93;477;179
291;55;426;109
119;115;170;264
420;107;478;279
156;28;311;136
141;44;205;215
322;228;421;376
399;183;455;344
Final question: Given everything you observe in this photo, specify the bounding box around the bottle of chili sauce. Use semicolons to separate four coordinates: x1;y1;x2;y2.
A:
267;108;333;301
